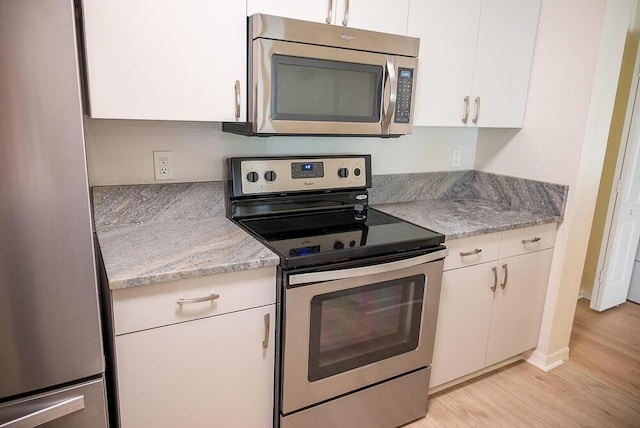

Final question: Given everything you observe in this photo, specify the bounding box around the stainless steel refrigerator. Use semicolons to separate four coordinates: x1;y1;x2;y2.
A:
0;0;108;426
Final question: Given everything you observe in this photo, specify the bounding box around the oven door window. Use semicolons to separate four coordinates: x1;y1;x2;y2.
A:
308;274;424;381
272;55;383;123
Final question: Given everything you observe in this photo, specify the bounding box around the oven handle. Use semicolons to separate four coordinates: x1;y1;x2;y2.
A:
288;248;448;285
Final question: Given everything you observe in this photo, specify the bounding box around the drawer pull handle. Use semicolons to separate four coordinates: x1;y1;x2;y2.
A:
263;313;270;349
501;264;509;289
0;395;85;427
460;248;482;257
522;237;542;245
472;96;481;124
177;293;220;305
234;80;241;120
491;266;498;292
462;96;470;124
326;0;333;24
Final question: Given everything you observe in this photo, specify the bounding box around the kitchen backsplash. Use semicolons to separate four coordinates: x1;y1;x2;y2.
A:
370;170;568;219
83;119;478;187
92;171;568;229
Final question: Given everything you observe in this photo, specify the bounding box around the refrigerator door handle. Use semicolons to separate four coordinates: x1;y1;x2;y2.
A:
0;396;85;428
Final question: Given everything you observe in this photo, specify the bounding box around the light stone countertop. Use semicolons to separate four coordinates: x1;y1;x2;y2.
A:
373;198;562;240
97;217;279;290
92;182;279;290
93;173;567;290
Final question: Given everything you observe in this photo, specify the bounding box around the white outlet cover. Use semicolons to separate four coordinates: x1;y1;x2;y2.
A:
153;151;174;180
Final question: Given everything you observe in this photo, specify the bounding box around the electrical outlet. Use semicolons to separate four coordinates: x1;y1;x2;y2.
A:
154;151;174;180
451;148;462;167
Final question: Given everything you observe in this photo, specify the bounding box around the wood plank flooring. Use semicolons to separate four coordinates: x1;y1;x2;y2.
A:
407;298;640;427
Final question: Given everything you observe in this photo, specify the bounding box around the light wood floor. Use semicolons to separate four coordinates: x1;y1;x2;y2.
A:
407;298;640;427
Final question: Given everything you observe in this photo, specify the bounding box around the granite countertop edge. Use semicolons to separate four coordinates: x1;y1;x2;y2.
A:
106;258;280;290
441;216;562;240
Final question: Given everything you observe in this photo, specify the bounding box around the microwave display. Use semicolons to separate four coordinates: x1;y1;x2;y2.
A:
395;67;414;123
272;55;383;123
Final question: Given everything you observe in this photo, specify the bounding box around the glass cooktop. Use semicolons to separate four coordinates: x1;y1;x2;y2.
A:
239;207;444;269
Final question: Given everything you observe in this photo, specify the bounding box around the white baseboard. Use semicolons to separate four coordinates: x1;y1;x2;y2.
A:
524;347;570;372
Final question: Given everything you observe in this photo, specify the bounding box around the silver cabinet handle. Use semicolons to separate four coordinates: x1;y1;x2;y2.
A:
500;263;508;289
262;313;270;349
522;237;541;244
460;248;482;257
381;56;397;135
176;293;220;305
342;0;350;26
472;96;480;124
326;0;334;24
462;96;470;124
1;396;85;427
491;266;498;292
234;80;241;120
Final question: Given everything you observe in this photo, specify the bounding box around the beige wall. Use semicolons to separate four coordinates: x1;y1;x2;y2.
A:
84;120;477;187
475;0;632;367
581;4;640;298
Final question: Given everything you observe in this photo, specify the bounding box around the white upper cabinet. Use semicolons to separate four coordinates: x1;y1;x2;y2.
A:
247;0;410;35
408;0;540;127
408;0;481;127
81;0;246;121
471;0;541;127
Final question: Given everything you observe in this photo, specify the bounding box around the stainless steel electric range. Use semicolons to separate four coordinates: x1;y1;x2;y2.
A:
226;155;447;428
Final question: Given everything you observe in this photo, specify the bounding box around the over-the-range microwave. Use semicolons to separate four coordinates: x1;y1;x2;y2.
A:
222;14;419;137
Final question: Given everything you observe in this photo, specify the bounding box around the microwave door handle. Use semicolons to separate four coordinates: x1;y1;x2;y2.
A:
381;56;397;135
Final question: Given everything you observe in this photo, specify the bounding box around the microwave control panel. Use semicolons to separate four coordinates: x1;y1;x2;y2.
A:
394;68;414;123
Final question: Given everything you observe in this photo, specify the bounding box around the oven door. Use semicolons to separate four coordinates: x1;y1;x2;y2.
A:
281;249;446;414
251;39;417;136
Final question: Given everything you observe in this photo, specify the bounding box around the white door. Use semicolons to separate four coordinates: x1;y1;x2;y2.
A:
470;0;541;127
407;0;480;126
115;305;275;427
485;249;553;366
339;0;409;34
592;70;640;311
82;0;246;121
247;0;331;23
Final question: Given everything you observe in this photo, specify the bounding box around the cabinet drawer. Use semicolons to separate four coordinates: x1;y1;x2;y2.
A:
444;232;501;271
499;223;557;259
112;266;276;335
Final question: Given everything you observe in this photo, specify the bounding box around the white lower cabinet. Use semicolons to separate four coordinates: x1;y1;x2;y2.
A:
430;224;556;389
484;249;553;366
109;267;276;428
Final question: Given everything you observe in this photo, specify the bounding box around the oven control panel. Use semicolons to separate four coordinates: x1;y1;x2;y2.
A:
269;230;364;258
234;156;370;195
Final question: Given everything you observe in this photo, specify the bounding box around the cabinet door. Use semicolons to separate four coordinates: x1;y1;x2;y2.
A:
430;263;495;388
408;0;480;126
248;0;408;34
115;305;275;428
471;0;540;127
485;249;552;366
82;0;246;121
247;0;331;23
338;0;409;34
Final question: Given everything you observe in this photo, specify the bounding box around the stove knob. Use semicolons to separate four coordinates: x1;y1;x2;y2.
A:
264;170;277;182
246;171;259;183
333;241;345;250
354;168;361;177
338;168;349;178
